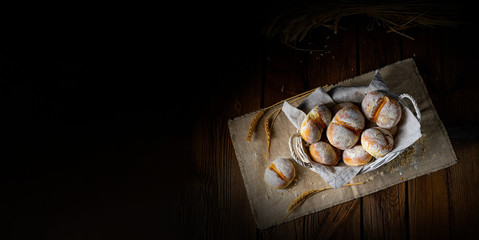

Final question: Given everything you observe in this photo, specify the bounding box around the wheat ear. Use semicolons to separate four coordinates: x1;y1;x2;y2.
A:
246;109;265;142
246;87;319;143
281;182;365;224
264;115;272;158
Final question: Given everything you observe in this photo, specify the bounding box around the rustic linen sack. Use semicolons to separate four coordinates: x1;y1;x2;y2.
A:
228;58;457;229
282;71;422;189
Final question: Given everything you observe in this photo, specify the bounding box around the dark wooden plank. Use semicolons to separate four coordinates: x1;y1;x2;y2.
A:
183;29;264;239
447;138;479;239
438;24;479;126
322;199;362;240
306;20;358;88
440;22;479;240
402;27;451;240
358;18;408;240
216;44;264;240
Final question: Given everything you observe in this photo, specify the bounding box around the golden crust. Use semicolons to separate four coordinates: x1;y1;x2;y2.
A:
264;158;296;189
300;105;332;144
309;141;340;166
362;91;402;128
361;127;394;158
326;107;365;150
343;145;373;166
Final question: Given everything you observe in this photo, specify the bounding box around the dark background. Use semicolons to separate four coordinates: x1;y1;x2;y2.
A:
1;2;269;239
1;1;476;239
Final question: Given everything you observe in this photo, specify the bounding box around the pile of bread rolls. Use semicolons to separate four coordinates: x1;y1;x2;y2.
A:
264;91;402;189
301;90;401;167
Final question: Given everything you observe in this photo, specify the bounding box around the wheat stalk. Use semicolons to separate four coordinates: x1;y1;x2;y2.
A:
280;182;365;224
246;87;326;160
264;114;272;158
246;109;265;142
264;107;283;159
265;1;463;48
246;87;316;143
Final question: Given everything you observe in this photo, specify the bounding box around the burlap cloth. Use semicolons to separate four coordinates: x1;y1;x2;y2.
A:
228;58;457;229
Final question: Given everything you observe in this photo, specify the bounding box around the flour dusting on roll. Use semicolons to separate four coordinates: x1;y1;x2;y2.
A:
361;127;394;158
264;158;295;189
309;141;340;166
362;91;402;129
343;145;373;166
326;105;365;150
300;105;331;144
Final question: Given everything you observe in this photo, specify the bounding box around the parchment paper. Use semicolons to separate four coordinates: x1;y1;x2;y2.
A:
228;58;457;229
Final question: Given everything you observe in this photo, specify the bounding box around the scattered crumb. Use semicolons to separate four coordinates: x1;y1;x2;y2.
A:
379;171;384;176
321;194;327;200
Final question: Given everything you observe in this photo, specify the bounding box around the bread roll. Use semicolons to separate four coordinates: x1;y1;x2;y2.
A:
326;107;365;150
343;145;373;166
331;102;359;115
300;105;331;144
309;141;340;166
361;91;402;129
264;158;295;189
365;120;399;137
361;127;394;158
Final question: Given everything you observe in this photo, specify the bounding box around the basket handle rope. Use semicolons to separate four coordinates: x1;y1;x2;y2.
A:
288;133;313;168
398;93;421;121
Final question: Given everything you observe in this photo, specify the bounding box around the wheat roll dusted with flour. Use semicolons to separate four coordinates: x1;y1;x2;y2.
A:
342;145;373;166
264;158;296;189
361;127;394;158
309;141;340;166
331;102;359;115
365;120;399;137
362;91;402;129
326;105;365;150
300;105;332;144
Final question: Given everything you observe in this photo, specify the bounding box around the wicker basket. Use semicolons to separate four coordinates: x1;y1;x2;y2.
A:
288;93;421;175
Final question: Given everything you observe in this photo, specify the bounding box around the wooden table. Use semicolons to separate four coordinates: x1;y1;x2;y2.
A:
180;10;479;240
2;4;478;240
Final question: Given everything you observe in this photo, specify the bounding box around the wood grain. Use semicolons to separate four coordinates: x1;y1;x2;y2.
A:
402;27;452;240
447;139;479;239
441;24;479;240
